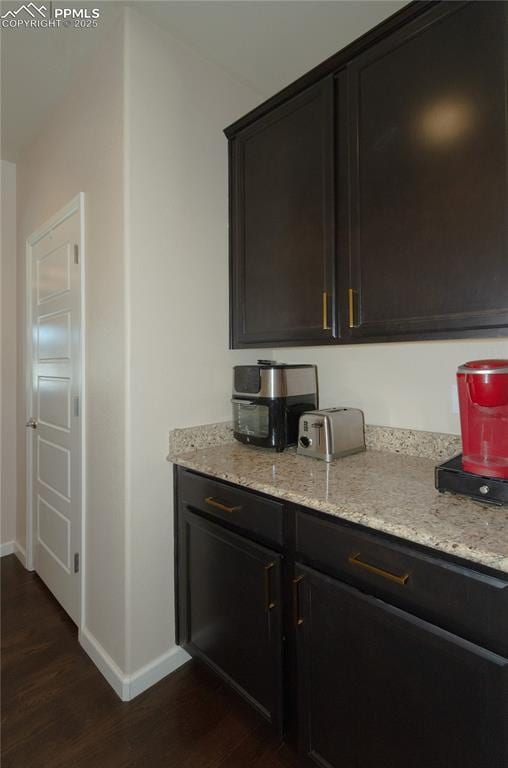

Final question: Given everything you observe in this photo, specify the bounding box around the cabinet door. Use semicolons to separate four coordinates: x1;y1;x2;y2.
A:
295;564;508;768
178;509;283;732
230;79;336;347
345;1;508;341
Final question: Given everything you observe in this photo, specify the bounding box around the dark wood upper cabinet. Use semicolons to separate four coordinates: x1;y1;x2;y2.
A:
226;0;508;347
228;79;336;348
345;1;508;341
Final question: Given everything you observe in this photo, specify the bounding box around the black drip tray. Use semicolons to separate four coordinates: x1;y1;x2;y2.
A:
435;454;508;506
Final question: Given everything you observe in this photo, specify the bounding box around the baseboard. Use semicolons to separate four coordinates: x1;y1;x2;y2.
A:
79;627;128;700
15;542;27;567
0;541;15;557
128;645;191;700
79;626;191;701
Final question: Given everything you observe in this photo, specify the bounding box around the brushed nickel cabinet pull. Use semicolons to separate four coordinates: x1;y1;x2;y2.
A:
348;552;409;585
348;288;358;329
292;575;304;627
264;563;275;611
204;496;241;514
322;291;331;331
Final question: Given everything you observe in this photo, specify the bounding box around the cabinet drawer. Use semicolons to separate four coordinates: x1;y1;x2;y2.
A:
178;469;284;547
296;510;508;657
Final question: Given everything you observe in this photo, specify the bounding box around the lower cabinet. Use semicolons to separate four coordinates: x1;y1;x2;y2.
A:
177;508;283;733
295;564;508;768
175;469;508;766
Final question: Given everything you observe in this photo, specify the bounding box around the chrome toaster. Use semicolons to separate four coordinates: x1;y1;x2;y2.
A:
297;408;365;462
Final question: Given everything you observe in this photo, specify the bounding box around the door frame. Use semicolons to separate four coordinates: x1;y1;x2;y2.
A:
24;192;86;628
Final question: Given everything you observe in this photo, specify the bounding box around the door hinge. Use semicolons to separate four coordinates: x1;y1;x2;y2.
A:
73;396;80;417
74;552;80;573
74;244;79;264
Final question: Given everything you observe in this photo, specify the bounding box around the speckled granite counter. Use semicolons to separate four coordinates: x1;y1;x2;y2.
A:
169;441;508;575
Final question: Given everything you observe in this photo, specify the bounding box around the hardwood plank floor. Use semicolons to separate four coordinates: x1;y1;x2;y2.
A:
1;555;299;768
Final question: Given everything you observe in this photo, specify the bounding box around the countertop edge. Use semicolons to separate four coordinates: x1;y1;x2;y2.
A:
170;450;508;576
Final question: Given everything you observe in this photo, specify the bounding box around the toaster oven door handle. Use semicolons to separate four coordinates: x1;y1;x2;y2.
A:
348;552;410;585
231;399;257;408
205;496;242;514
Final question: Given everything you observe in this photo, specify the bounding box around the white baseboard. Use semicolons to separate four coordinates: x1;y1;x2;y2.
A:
79;626;128;699
128;645;191;699
0;541;15;557
79;626;191;701
15;542;27;567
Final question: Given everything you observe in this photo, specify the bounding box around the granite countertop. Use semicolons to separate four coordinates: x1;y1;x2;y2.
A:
169;440;508;575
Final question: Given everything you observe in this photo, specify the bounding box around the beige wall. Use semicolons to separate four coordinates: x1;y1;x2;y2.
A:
124;9;265;673
1;160;17;546
275;339;508;434
16;25;127;669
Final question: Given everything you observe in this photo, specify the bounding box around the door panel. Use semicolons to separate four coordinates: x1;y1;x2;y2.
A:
180;509;283;732
30;206;82;624
37;437;70;499
37;311;72;360
230;79;336;347
296;564;508;768
37;376;71;431
346;1;508;339
37;496;71;572
36;242;71;303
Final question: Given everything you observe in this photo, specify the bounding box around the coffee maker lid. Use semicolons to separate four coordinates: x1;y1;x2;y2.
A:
458;359;508;375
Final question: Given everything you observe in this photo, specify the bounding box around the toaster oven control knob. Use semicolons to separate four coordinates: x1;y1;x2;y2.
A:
299;436;312;448
479;484;490;495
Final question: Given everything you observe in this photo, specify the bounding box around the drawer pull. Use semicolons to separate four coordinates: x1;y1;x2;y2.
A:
264;563;275;611
204;496;241;514
348;552;409;585
292;575;304;627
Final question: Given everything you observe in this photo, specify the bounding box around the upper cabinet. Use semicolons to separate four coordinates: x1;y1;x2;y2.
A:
345;1;508;341
225;1;508;348
228;80;336;347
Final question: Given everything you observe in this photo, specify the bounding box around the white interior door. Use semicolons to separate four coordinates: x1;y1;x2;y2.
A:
28;203;82;625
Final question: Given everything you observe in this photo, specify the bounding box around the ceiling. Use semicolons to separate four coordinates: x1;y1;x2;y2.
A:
133;1;407;97
1;0;407;162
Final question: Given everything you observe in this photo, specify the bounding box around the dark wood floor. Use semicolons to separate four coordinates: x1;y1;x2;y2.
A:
1;555;299;768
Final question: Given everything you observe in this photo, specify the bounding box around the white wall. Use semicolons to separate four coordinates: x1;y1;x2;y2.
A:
16;25;127;669
275;339;508;434
1;160;17;546
124;8;265;673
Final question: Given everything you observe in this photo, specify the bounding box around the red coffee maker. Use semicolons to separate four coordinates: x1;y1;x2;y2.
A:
457;359;508;479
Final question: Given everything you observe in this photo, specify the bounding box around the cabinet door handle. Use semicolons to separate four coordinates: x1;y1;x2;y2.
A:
348;552;409;585
264;562;275;611
348;288;358;329
292;575;304;627
204;496;241;514
322;291;331;331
